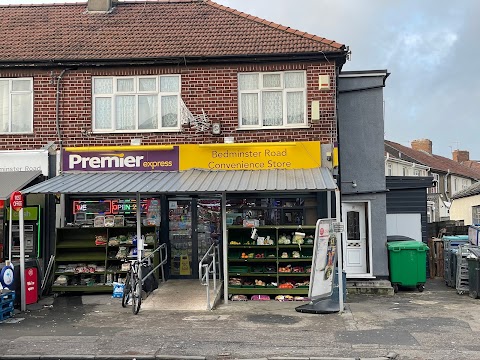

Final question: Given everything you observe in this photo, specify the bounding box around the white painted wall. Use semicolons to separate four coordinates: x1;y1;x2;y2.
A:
450;194;480;225
386;213;422;241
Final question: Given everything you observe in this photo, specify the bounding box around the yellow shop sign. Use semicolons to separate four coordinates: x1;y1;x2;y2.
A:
179;141;321;171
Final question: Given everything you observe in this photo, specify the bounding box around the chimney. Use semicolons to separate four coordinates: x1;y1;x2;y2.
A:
87;0;116;12
411;139;432;154
452;149;470;163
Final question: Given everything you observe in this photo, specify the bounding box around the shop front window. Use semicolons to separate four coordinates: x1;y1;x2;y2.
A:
226;196;316;226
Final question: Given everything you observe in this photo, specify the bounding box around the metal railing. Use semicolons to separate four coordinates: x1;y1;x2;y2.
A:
199;242;222;310
141;243;168;284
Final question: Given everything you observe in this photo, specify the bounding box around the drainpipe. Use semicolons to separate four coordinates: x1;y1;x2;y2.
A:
444;169;451;202
56;69;68;174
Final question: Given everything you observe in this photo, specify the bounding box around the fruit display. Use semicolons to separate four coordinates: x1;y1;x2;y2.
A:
227;225;315;299
278;282;294;289
254;279;266;287
278;234;291;244
278;265;292;273
292;232;305;245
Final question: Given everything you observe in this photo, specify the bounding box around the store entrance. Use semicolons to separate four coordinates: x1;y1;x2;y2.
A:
168;197;221;279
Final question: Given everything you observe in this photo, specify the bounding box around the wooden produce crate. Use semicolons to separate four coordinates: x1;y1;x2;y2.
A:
428;237;444;278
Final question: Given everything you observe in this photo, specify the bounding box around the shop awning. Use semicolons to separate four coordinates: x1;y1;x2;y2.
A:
0;170;43;199
21;168;337;195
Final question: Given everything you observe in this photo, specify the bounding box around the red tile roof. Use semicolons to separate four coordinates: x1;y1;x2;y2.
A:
385;140;480;180
461;160;480;173
0;0;346;63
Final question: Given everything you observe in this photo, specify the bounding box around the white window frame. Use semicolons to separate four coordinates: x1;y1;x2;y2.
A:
473;206;480;225
0;77;33;134
238;71;307;130
430;173;439;193
387;163;392;176
92;75;181;133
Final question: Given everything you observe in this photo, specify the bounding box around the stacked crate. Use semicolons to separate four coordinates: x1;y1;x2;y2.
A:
428;238;444;278
0;290;15;321
443;236;469;288
456;245;470;294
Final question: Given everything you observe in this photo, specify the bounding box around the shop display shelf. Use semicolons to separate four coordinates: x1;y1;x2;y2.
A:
278;258;312;262
54;271;107;275
56;241;99;249
229;258;277;262
56;253;106;262
52;285;113;292
228;287;309;295
277;245;314;248
229;245;276;249
228;272;277;277
278;273;311;276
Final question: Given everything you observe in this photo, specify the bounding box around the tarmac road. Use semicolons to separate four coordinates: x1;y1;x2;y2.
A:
1;278;480;360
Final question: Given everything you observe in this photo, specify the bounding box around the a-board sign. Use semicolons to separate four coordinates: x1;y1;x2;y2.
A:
308;218;339;299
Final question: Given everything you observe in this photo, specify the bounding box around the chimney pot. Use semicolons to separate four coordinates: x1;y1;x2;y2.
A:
87;0;115;12
453;150;470;163
411;139;432;154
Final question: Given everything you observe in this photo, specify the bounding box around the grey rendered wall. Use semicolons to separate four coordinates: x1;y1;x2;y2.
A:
338;73;389;277
338;75;387;195
342;193;388;277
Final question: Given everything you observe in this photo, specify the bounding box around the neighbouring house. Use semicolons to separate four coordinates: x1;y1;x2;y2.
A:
450;182;480;226
0;0;394;304
385;139;480;223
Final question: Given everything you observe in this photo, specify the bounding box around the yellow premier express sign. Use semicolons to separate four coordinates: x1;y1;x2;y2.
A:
179;141;321;171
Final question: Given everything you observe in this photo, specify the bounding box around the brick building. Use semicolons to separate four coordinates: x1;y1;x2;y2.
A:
1;0;357;305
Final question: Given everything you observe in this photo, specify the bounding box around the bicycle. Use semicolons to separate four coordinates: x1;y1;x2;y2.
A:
121;243;167;315
122;258;143;315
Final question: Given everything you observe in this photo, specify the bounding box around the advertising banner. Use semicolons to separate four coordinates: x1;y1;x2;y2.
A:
0;150;49;176
179;141;321;171
63;147;179;172
309;218;339;299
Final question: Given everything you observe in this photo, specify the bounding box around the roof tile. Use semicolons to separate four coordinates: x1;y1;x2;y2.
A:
0;0;345;62
385;140;480;180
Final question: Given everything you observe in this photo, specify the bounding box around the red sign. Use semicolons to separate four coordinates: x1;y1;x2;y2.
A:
10;191;23;212
25;267;38;305
0;199;4;209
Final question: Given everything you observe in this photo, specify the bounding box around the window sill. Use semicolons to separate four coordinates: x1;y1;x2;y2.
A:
92;128;182;134
236;125;311;131
0;132;34;135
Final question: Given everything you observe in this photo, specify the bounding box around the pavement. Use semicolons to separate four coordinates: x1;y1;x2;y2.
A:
1;278;480;360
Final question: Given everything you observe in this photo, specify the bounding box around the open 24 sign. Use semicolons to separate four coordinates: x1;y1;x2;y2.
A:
10;191;24;212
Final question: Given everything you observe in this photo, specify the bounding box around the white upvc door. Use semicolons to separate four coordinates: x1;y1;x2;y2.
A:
342;202;368;275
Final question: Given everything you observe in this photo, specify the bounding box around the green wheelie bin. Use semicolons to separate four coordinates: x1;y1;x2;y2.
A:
386;240;429;293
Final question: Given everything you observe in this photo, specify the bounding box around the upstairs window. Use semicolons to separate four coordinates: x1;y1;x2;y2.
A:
238;71;307;129
92;75;181;132
0;78;33;134
429;173;439;194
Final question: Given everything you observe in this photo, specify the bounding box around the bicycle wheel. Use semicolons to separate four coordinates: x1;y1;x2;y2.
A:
131;275;142;315
121;272;131;308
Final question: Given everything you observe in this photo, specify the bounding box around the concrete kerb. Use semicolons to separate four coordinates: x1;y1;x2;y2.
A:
0;354;398;360
0;358;194;360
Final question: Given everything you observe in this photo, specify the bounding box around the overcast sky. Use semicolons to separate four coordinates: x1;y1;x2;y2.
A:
5;0;480;160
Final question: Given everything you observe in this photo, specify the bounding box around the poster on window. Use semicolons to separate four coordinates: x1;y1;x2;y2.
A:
308;218;338;299
146;198;161;226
